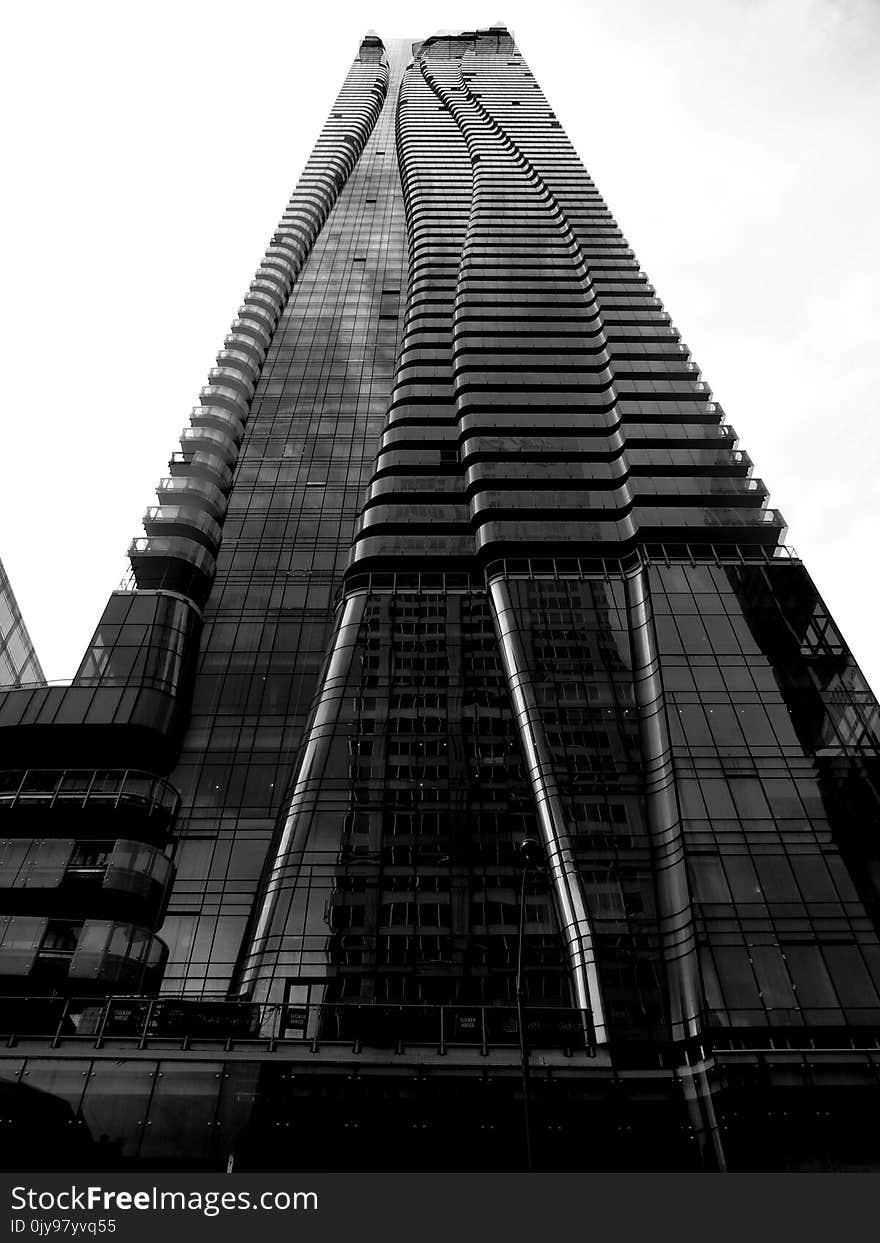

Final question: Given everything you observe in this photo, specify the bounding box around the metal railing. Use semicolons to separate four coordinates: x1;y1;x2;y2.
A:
0;768;180;820
0;995;596;1055
3;996;878;1066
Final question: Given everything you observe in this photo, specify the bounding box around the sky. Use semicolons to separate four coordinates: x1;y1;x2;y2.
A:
1;0;879;689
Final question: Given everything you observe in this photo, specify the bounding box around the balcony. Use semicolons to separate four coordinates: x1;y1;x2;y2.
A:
142;505;222;552
179;427;238;466
256;265;293;297
630;477;770;506
263;248;298;278
229;312;271;344
271;232;309;262
206;366;255;401
214;349;260;385
70;920;167;988
0;769;180;838
0;837;174;924
0;916;167;992
636;504;788;548
128;535;216;603
156;476;228;520
234;300;273;335
199;383;250;419
189;405;245;443
240;291;280;324
168;450;233;490
102;840;173;906
249;275;286;303
0;996;595;1055
223;334;265;371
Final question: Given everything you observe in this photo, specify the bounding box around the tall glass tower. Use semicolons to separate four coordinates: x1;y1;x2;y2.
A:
2;27;880;1173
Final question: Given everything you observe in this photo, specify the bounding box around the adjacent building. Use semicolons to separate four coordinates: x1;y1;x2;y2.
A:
1;27;880;1172
0;557;43;688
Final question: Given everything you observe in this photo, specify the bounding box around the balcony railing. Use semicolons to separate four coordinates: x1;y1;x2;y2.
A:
156;476;228;518
3;996;878;1065
168;451;233;490
0;995;596;1054
127;537;217;599
0;768;180;825
142;506;222;550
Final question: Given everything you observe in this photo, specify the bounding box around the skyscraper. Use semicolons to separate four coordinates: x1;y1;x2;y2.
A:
2;25;880;1172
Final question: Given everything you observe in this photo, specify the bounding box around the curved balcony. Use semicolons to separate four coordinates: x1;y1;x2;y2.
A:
102;839;173;905
0;768;180;837
271;232;308;261
264;247;300;275
256;257;293;284
142;506;222;552
241;297;281;331
264;241;299;266
156;475;228;520
0;916;167;991
257;261;293;292
68;920;167;988
206;366;255;402
227;318;268;353
276;221;315;253
243;286;281;313
68;920;167;989
189;406;245;443
222;336;265;372
168;449;233;490
0;837;173;925
234;300;273;335
252;254;294;283
128;536;216;603
250;272;288;300
215;349;260;385
199;383;250;418
179;427;238;466
237;299;276;334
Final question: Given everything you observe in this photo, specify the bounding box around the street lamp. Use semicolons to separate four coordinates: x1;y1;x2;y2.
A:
515;835;543;1171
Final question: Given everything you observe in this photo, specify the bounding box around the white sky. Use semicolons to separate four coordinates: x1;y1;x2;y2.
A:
1;0;878;690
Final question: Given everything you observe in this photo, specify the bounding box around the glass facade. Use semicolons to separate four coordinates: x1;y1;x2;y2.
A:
0;557;43;688
1;26;880;1172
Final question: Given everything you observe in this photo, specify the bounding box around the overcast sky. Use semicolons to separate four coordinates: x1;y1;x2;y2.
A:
2;0;878;691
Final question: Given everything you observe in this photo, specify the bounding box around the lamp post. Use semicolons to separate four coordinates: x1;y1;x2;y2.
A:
515;835;543;1172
